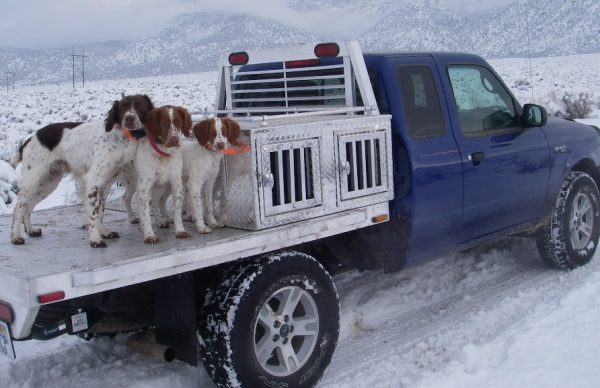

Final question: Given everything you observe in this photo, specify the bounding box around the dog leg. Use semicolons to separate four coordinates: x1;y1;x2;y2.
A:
122;167;139;224
187;181;211;234
124;181;139;224
137;176;159;244
203;181;224;229
152;187;171;229
10;199;26;245
171;176;191;239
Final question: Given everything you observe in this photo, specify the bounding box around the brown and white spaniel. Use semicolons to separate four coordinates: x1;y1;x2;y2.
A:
181;117;242;233
135;105;192;243
11;94;154;247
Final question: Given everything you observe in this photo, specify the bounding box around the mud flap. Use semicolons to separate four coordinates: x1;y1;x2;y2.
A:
154;273;197;366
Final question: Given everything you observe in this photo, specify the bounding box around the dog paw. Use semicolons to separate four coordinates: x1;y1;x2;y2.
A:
102;231;120;239
90;240;107;248
144;235;159;244
158;222;170;229
27;228;42;237
11;237;25;245
176;231;192;239
196;226;213;234
208;221;224;229
130;217;141;224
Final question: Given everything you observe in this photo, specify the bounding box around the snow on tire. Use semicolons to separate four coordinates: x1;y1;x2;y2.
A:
198;251;340;388
536;171;600;269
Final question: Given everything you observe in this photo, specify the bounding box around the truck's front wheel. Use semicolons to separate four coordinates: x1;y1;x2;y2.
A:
536;171;600;269
199;252;339;388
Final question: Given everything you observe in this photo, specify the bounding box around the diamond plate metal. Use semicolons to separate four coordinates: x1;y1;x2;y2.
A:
222;114;393;230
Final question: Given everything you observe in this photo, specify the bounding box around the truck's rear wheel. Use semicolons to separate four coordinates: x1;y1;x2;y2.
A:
198;251;339;388
536;171;600;269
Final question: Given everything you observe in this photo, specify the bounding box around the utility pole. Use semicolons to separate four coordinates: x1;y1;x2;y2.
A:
70;49;87;88
4;72;15;92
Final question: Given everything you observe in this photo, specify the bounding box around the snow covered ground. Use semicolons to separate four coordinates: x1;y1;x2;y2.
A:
3;238;600;388
2;52;600;387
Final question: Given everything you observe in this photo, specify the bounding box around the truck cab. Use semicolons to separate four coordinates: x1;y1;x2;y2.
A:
362;52;600;266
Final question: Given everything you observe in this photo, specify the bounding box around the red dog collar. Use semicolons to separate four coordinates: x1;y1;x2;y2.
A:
148;132;171;157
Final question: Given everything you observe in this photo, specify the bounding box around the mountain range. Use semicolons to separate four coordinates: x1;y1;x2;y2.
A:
1;0;599;85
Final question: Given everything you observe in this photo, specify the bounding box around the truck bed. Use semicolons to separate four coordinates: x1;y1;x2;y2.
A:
0;202;387;338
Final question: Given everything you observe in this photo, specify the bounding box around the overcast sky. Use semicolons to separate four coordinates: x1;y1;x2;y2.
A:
0;0;515;49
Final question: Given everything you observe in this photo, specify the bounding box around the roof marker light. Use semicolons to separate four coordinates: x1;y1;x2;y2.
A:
229;52;249;66
38;291;66;304
0;299;14;323
314;43;340;58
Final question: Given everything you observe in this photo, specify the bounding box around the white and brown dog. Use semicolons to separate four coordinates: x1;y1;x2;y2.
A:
182;117;242;233
11;94;154;247
135;105;192;243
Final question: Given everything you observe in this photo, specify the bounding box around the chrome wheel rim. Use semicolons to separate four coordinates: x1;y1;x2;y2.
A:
569;192;594;250
253;286;319;377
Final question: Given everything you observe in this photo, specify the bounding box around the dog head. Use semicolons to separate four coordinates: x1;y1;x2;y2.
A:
144;106;192;147
105;94;154;132
192;117;241;151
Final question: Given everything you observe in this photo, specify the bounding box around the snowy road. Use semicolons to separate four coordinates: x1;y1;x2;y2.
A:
4;236;600;388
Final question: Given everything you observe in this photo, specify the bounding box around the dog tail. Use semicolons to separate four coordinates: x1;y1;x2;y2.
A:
11;136;32;169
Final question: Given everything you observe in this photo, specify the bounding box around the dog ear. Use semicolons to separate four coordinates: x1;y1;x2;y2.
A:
192;119;212;146
176;106;192;138
221;117;241;146
105;100;120;132
144;108;162;138
143;94;154;111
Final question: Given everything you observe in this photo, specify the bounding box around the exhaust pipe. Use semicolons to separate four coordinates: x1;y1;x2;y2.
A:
126;329;176;362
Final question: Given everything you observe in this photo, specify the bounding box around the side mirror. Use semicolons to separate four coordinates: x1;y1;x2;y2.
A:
522;104;548;128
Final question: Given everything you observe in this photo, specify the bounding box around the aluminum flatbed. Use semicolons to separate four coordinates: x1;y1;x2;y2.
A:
0;201;388;339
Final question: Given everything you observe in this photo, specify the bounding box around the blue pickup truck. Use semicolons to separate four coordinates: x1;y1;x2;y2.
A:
341;50;600;272
2;41;599;388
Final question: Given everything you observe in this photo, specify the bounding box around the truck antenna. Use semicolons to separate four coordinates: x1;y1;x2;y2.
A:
524;0;534;102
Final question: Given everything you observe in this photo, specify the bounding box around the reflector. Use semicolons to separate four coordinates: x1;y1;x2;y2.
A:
0;300;13;323
229;52;249;66
314;43;340;58
371;214;390;223
38;291;66;304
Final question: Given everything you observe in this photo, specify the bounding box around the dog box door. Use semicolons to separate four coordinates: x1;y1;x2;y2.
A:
338;129;389;202
259;138;322;219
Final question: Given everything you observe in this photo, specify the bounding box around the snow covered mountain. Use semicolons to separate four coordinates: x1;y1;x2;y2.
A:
361;0;600;57
0;12;316;85
1;1;598;85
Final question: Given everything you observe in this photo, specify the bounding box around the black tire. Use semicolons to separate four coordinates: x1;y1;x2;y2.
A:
198;251;340;388
536;171;600;269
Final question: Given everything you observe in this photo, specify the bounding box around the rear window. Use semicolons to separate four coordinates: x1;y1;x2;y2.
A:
397;65;445;139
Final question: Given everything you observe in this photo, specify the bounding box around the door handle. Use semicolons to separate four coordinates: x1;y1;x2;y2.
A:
468;152;485;166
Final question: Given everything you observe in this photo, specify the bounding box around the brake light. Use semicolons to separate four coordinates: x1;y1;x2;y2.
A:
285;59;319;68
314;43;340;58
0;299;14;323
229;51;249;66
38;291;65;304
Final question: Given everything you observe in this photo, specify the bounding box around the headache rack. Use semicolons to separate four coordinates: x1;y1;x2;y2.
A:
198;41;393;231
214;41;380;117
